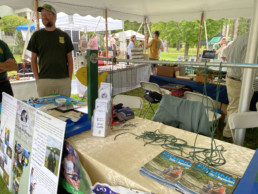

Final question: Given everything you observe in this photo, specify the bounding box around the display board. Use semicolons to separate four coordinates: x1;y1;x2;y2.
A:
0;93;66;194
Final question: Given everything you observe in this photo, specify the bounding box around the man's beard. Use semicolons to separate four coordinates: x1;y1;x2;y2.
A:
43;20;53;28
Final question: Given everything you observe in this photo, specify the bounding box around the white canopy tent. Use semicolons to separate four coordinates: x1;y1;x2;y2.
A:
17;12;123;39
2;0;258;146
1;0;254;22
115;30;145;41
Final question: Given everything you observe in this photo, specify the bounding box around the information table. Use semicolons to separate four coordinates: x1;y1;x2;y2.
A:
67;117;255;194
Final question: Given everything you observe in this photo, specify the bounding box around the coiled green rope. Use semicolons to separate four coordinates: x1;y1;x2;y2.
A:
114;63;226;167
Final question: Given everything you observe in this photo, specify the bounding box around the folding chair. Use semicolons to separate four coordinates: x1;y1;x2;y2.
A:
140;81;170;118
184;91;221;127
113;94;144;116
228;102;258;144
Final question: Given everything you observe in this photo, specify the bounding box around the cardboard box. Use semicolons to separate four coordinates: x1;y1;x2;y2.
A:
157;66;175;77
194;74;213;83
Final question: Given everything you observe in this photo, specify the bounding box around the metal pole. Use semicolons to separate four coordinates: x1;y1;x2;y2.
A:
87;50;98;121
105;9;108;65
235;0;258;145
196;12;204;61
97;57;258;69
144;17;147;55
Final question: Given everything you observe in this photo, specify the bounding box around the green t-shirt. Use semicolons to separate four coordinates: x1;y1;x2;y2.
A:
0;40;14;79
27;29;74;79
212;43;221;59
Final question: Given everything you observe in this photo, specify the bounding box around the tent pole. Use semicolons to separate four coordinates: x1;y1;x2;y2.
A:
35;0;40;30
147;22;152;39
105;9;108;65
235;0;258;146
137;22;143;33
144;17;147;55
204;20;208;50
21;11;34;61
94;16;102;33
196;12;204;61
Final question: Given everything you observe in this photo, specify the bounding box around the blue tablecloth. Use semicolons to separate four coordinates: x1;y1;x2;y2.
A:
149;75;229;104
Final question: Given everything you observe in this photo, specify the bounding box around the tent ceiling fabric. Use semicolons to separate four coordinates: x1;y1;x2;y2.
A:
2;0;254;22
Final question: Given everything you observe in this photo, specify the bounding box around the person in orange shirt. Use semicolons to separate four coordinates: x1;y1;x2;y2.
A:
209;183;226;194
146;31;163;74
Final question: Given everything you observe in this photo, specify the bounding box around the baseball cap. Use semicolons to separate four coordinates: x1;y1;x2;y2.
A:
37;4;57;15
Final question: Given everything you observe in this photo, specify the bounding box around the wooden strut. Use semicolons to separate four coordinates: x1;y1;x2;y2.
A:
35;0;40;30
196;12;204;61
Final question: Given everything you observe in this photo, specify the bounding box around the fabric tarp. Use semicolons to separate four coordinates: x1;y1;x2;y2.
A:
16;12;123;32
2;0;254;22
115;30;145;41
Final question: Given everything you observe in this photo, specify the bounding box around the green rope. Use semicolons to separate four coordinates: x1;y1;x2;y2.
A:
114;130;226;166
114;63;226;167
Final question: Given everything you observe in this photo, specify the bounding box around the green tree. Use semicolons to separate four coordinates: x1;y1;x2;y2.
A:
0;15;30;54
0;15;29;35
151;19;224;59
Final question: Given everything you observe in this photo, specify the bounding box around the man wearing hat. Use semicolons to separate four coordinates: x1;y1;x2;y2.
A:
27;4;74;97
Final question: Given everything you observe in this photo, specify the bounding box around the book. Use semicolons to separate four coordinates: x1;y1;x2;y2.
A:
140;150;240;194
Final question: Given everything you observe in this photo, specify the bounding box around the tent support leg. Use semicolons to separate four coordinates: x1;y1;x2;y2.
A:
235;0;258;145
87;49;98;121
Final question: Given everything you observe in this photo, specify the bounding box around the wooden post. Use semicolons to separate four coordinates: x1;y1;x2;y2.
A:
87;50;98;121
105;9;108;65
143;17;147;55
196;12;204;61
204;20;208;50
35;0;40;30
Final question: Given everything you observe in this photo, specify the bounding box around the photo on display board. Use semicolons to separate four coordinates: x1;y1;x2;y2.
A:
0;138;4;153
6;146;12;159
15;102;36;147
44;136;62;176
29;166;37;194
3;168;9;186
13;141;30;186
59;141;92;194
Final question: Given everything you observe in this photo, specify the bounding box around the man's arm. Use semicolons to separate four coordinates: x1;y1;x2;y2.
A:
67;51;73;79
31;52;39;81
0;58;18;73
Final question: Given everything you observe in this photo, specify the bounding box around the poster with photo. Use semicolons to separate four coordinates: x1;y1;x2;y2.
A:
0;93;67;194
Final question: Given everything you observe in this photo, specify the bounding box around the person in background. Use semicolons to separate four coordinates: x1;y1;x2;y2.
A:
146;31;163;74
138;40;143;48
27;4;74;97
89;34;98;50
0;39;18;102
79;35;87;52
104;32;112;51
111;33;117;57
213;37;228;60
223;33;257;139
127;35;136;59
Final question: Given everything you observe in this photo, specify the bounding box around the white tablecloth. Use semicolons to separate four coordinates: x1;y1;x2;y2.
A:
76;63;151;97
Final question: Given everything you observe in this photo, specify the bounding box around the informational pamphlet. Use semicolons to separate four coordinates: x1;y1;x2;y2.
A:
140;150;240;194
0;93;66;194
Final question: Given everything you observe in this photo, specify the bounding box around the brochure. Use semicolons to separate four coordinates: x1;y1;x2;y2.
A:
140;150;240;194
